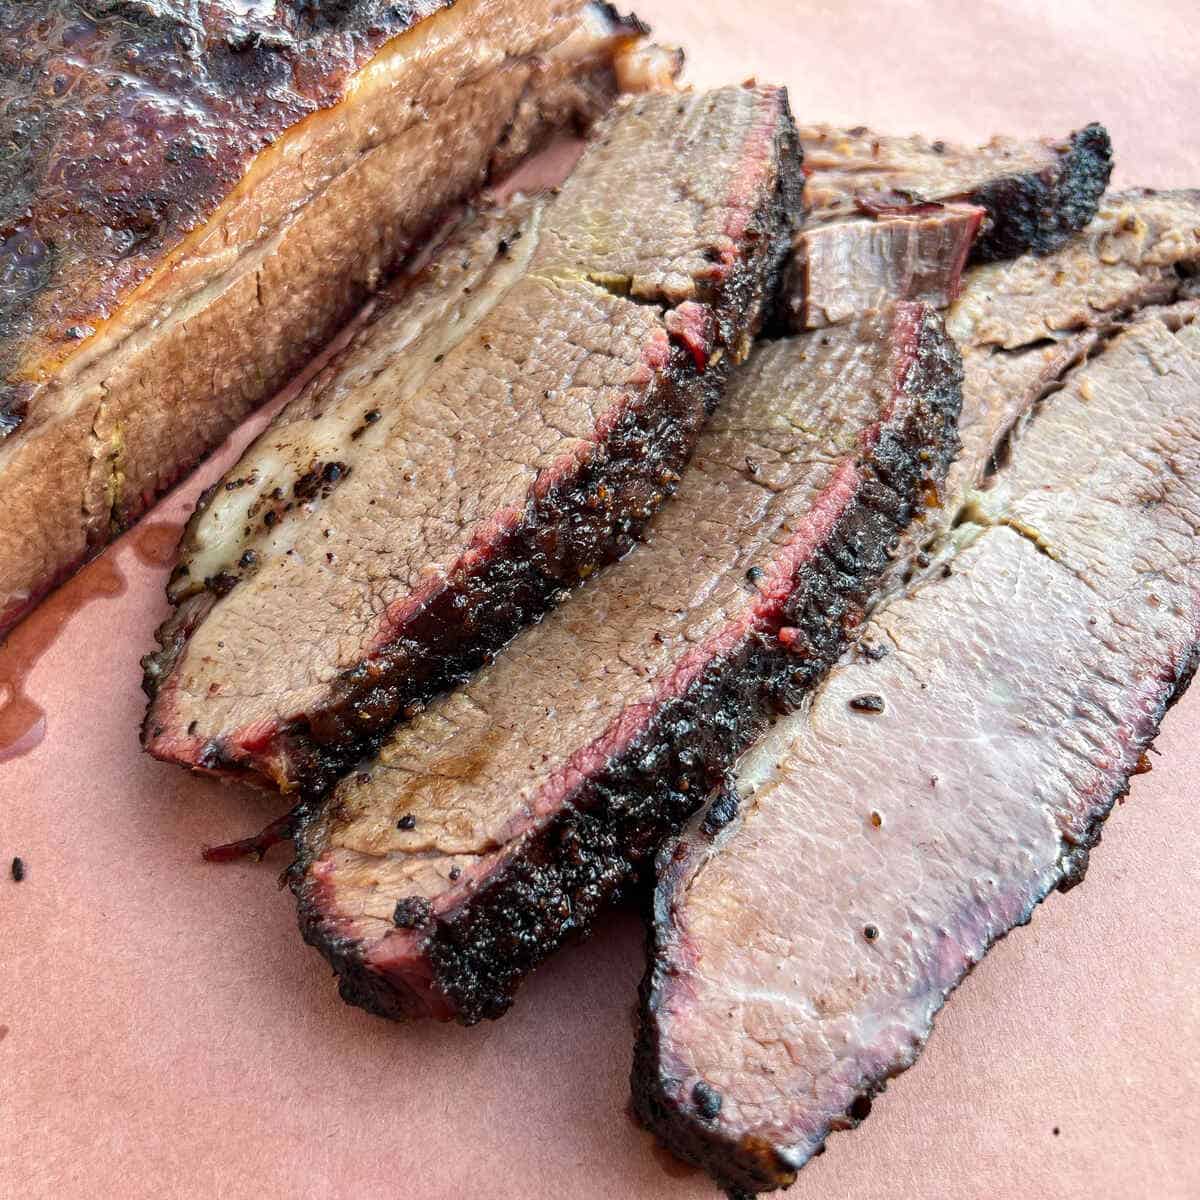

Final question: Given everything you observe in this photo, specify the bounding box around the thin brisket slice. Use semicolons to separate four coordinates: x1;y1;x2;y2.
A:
633;299;1200;1195
292;301;962;1024
788;122;1112;328
142;86;802;796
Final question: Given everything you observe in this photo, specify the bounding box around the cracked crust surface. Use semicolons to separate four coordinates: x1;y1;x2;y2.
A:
634;287;1200;1194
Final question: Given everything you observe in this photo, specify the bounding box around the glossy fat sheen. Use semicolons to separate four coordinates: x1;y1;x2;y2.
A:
143;86;803;794
635;304;1200;1195
293;302;962;1024
0;0;579;393
0;0;637;632
784;122;1114;331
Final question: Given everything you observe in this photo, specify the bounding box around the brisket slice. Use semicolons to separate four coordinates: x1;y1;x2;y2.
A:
787;122;1113;328
142;86;804;796
0;0;654;638
790;200;984;329
291;301;962;1025
927;189;1200;550
947;188;1200;350
804;190;1200;611
632;300;1200;1196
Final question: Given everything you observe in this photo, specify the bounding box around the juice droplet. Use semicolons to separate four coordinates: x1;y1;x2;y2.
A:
0;554;125;762
131;521;185;569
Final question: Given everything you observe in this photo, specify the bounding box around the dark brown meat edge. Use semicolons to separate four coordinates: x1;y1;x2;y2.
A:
290;307;963;1025
967;123;1112;262
143;108;806;801
0;0;653;640
630;635;1200;1199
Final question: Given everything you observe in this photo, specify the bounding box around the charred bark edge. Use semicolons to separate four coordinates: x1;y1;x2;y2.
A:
294;306;962;1026
968;123;1113;263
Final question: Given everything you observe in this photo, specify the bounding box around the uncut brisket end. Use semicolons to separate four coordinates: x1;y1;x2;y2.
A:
142;86;804;796
633;301;1200;1196
787;122;1113;328
291;300;962;1025
0;0;652;638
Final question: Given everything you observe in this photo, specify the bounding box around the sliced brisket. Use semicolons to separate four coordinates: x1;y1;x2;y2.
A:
933;189;1200;547
291;301;962;1025
791;200;984;329
633;300;1200;1193
0;0;655;637
948;188;1200;349
788;122;1113;328
142;86;804;795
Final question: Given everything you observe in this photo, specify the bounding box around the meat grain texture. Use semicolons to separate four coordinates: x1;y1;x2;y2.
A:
0;0;649;635
292;300;962;1025
142;86;804;796
634;196;1200;1195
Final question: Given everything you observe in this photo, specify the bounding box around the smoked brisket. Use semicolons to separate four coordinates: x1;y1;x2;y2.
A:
142;86;803;795
633;199;1200;1195
290;301;961;1024
788;122;1113;328
0;0;654;635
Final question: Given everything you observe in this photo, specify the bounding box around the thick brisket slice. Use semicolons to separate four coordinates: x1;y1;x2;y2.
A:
291;301;962;1024
142;87;803;795
633;302;1200;1196
0;0;652;637
787;122;1113;328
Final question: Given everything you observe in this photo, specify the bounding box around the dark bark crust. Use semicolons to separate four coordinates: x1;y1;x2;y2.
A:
630;628;1200;1198
256;343;728;800
151;106;805;798
968;123;1113;262
0;0;457;413
294;307;962;1025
